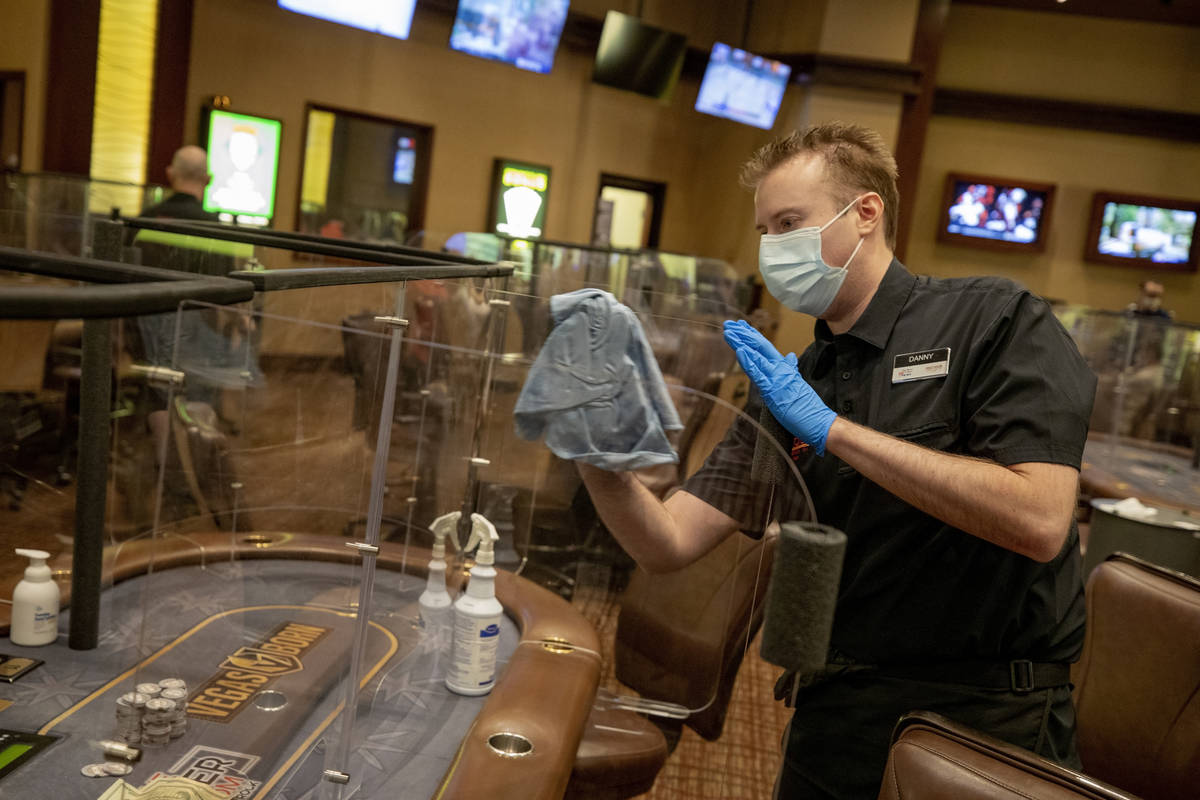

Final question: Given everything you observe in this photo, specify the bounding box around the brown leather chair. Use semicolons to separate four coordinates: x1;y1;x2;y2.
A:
614;529;776;741
878;711;1137;800
1072;553;1200;800
878;553;1200;800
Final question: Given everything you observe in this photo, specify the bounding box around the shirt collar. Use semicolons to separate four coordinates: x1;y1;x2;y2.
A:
814;258;916;349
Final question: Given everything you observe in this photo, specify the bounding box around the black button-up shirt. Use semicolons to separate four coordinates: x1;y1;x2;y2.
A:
684;259;1096;665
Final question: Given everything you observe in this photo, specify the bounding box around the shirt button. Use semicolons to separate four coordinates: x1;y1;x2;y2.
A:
840;371;851;380
841;400;854;413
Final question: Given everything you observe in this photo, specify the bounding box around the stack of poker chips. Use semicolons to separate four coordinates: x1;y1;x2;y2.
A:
115;691;149;744
159;685;189;738
115;678;189;747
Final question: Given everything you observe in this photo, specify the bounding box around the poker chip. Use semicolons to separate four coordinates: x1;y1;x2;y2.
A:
158;678;187;691
102;762;133;776
144;698;176;714
159;687;187;703
117;692;149;708
135;683;162;698
81;763;110;777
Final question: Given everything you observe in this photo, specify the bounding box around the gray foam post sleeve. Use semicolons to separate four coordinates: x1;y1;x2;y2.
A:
759;522;847;674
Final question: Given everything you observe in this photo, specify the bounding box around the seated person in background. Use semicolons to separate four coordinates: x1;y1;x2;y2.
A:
140;146;219;222
1126;279;1173;320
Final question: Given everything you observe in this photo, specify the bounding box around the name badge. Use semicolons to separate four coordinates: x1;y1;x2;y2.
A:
892;347;950;383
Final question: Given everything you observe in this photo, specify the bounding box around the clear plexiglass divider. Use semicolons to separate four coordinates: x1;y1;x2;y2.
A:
122;278;816;799
0;172;165;257
1056;305;1200;511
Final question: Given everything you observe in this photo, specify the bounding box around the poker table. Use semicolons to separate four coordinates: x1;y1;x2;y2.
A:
1079;433;1200;514
0;532;602;799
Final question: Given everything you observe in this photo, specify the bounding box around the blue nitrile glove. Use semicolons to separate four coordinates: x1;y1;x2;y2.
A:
722;319;837;455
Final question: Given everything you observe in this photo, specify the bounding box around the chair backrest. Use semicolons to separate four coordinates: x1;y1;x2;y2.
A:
878;711;1138;800
1072;552;1200;800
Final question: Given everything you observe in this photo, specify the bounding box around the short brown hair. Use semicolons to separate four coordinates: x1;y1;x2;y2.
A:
740;122;900;248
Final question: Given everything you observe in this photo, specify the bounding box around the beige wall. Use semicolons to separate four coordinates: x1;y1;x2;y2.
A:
186;0;754;252
183;0;1198;349
938;6;1200;113
0;0;50;170
907;5;1200;325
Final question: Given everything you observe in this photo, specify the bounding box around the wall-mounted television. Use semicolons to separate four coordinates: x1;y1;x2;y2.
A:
936;172;1055;253
1084;191;1198;272
278;0;417;40
392;136;417;184
488;158;551;239
449;0;569;74
201;108;283;224
592;10;687;101
695;42;790;130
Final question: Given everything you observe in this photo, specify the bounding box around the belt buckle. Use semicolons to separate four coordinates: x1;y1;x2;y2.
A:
1009;660;1035;693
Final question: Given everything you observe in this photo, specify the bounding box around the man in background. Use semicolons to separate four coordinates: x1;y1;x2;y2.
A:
1127;279;1173;320
140;145;218;221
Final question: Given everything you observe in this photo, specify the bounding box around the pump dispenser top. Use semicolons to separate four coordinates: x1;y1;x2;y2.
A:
15;549;51;582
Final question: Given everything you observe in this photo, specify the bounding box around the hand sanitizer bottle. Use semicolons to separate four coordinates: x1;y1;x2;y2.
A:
445;514;503;696
11;549;59;646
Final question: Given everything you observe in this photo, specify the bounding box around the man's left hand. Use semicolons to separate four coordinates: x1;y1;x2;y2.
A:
723;320;837;455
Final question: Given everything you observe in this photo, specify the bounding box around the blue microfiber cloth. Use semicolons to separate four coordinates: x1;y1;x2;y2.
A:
514;289;682;470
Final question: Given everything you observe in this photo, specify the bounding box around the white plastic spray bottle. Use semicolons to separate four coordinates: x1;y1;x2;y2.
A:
10;549;59;646
445;513;503;696
419;511;458;642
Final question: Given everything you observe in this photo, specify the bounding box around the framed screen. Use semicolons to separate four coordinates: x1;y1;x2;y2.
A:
592;10;687;101
488;159;551;239
449;0;570;74
202;108;282;223
695;42;790;130
392;136;417;184
278;0;417;40
1084;191;1199;272
936;173;1055;253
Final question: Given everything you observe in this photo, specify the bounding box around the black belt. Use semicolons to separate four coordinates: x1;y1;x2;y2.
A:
872;660;1072;693
775;660;1072;707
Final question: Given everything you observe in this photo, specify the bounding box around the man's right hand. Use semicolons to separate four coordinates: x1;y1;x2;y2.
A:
723;320;837;455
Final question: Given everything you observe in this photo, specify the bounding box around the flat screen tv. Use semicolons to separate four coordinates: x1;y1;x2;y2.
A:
278;0;417;39
695;42;790;130
1084;191;1199;272
201;108;283;223
449;0;570;74
392;135;417;184
592;10;687;101
936;172;1055;253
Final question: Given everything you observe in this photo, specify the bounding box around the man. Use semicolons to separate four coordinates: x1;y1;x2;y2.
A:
576;122;1095;798
1127;279;1172;319
140;145;218;221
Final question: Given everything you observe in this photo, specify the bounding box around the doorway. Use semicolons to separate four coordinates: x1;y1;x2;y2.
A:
0;72;25;170
592;173;666;249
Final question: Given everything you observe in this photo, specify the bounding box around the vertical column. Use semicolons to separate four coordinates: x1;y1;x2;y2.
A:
69;317;112;650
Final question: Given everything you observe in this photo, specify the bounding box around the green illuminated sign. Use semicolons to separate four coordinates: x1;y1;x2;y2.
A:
203;109;283;221
490;159;551;239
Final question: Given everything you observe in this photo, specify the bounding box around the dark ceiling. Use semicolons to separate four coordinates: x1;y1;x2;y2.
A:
955;0;1200;27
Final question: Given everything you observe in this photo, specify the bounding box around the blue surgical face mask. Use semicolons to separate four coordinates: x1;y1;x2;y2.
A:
759;196;866;316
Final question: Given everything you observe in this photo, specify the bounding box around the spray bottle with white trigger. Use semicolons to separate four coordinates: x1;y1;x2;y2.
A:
419;511;458;649
445;513;503;696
